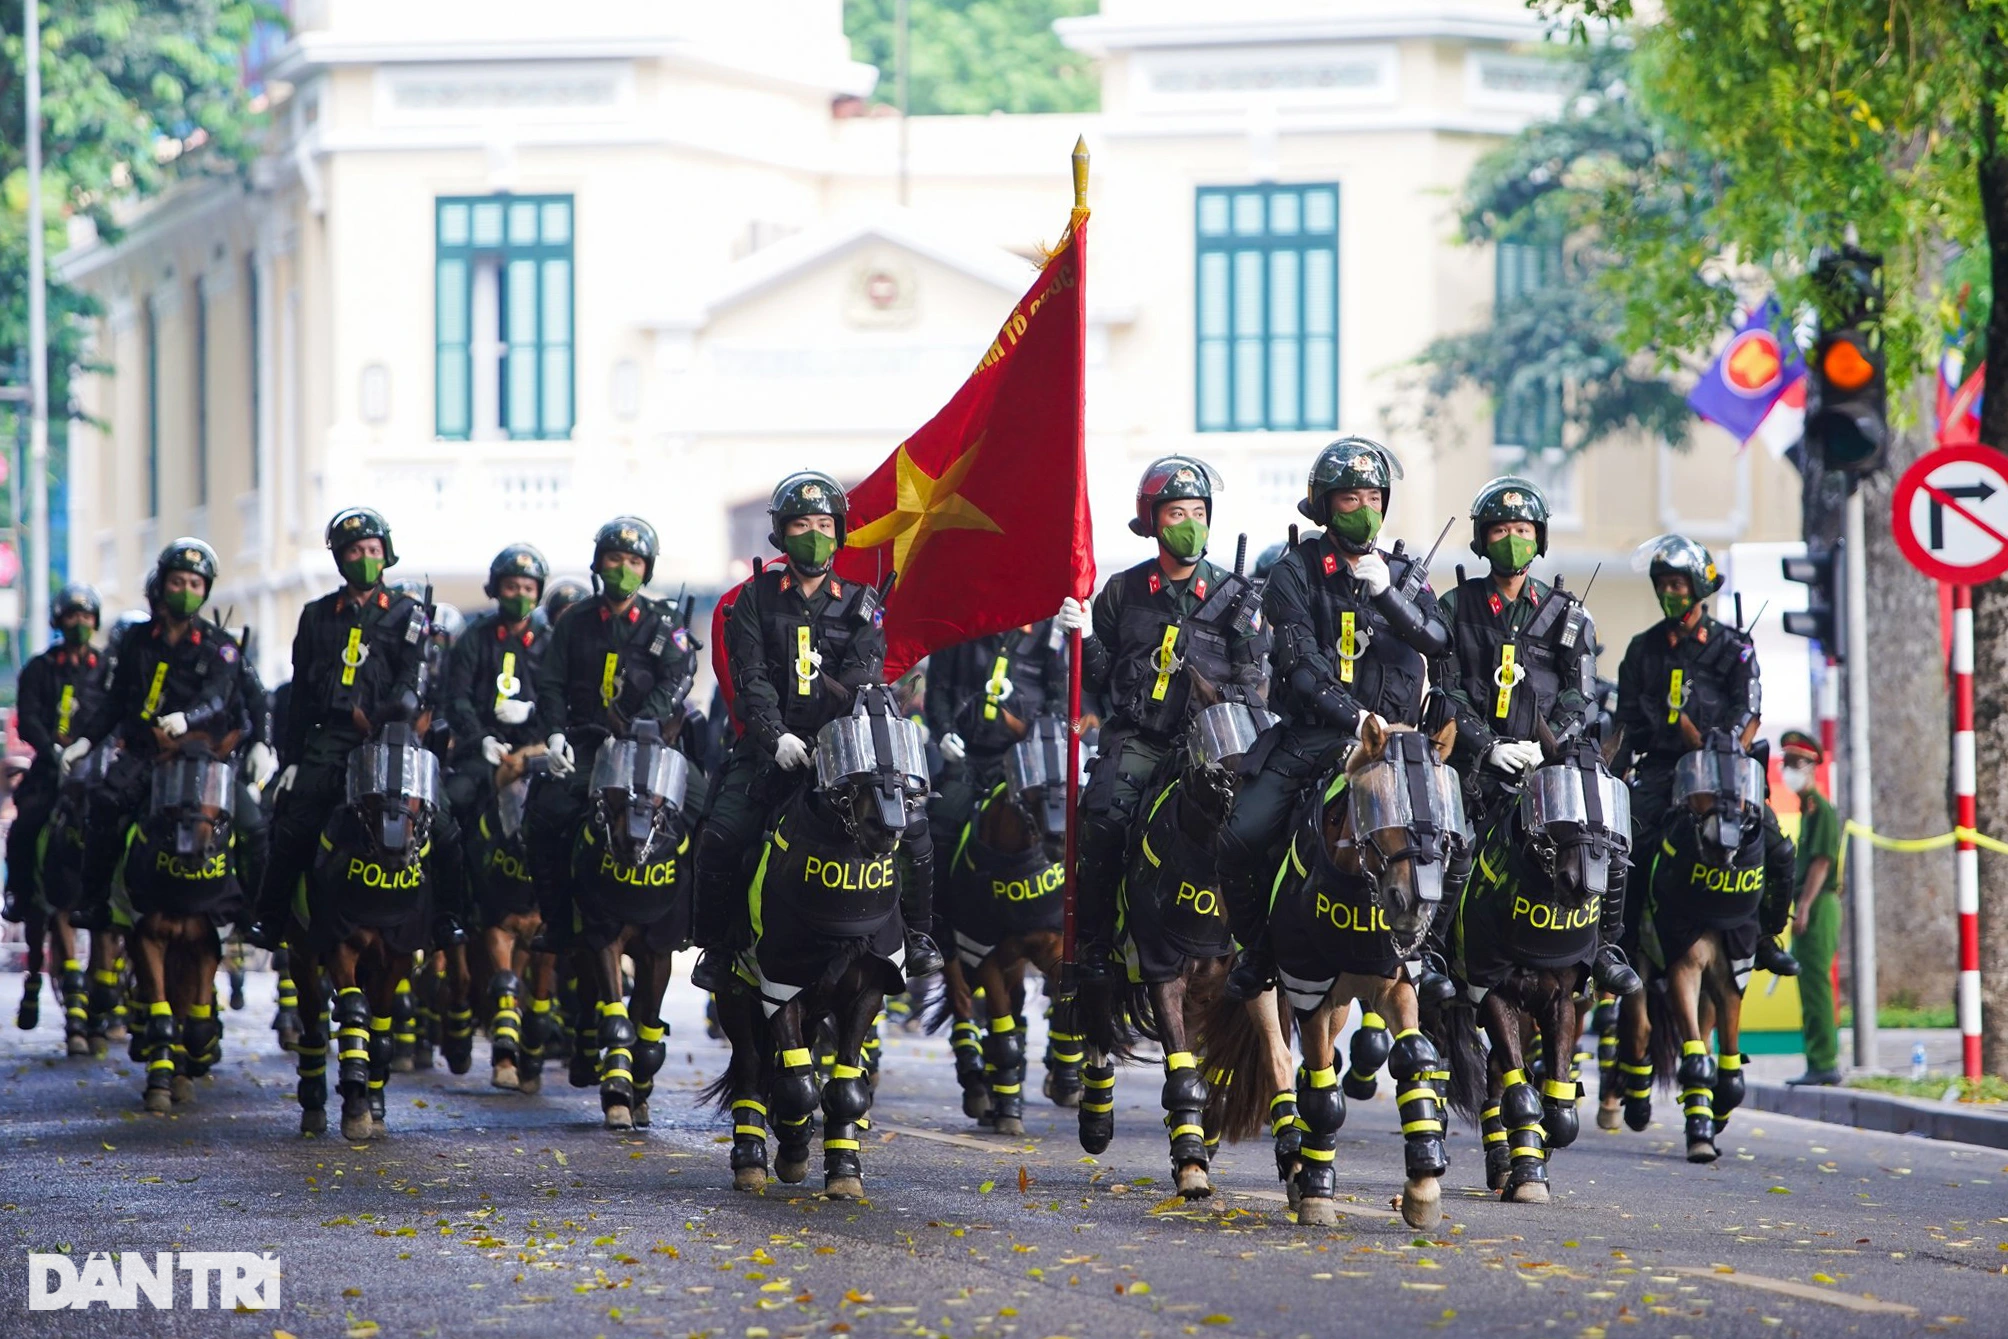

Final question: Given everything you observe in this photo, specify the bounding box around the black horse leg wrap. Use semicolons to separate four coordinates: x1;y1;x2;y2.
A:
823;1119;864;1182
1296;1060;1345;1135
1676;1042;1717;1118
62;963;88;1037
598;1000;635;1106
984;1016;1027;1121
824;1060;872;1127
444;1004;475;1067
490;971;524;1057
730;1097;770;1173
184;1005;222;1075
296;1038;328;1111
368;1012;394;1110
1161;1050;1210;1164
1269;1092;1302;1181
1500;1074;1547;1179
1712;1052;1746;1124
334;988;370;1093
518;1001;548;1074
1596;1008;1620;1104
89;968;122;1036
1078;1062;1116;1155
633;1024;667;1102
1391;1028;1447;1178
1294;1123;1338;1203
1344;1012;1392;1100
774;1045;820;1125
1481;1102;1511;1188
391;980;417;1047
950;1019;985;1088
143;1001;178;1088
1541;1073;1582;1150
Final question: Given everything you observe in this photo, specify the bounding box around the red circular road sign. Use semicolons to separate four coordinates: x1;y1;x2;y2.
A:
1892;444;2008;584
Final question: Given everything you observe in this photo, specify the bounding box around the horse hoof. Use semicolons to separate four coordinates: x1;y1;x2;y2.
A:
1596;1103;1622;1132
963;1090;989;1121
413;1045;435;1071
993;1116;1024;1137
1687;1139;1719;1164
171;1075;195;1104
1043;1073;1083;1109
143;1087;173;1114
518;1073;542;1097
1401;1177;1443;1229
277;1029;301;1054
390;1056;414;1075
734;1166;768;1193
300;1108;327;1137
106;1023;129;1043
67;1035;91;1057
1504;1179;1551;1205
776;1158;809;1185
633;1099;651;1128
371;1116;388;1139
341;1109;373;1142
89;1038;110;1058
604;1105;633;1131
492;1062;520;1091
1175;1164;1213;1199
1296;1196;1338;1227
824;1176;865;1201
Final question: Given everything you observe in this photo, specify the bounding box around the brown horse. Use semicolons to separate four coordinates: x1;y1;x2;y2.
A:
1204;716;1468;1228
470;743;551;1092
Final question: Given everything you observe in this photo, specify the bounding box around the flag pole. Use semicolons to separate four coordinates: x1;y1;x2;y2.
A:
1061;136;1089;994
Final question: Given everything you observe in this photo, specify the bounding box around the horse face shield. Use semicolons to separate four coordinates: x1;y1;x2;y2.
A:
1519;747;1631;901
590;725;689;864
1186;702;1277;805
1347;731;1471;944
150;753;237;861
346;728;440;862
1672;745;1764;854
1005;717;1072;848
816;692;928;845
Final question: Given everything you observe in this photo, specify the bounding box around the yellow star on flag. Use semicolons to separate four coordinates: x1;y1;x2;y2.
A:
845;436;1003;576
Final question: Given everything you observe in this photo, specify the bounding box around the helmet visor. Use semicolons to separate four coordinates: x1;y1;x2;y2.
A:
1138;456;1225;502
1631;533;1713;577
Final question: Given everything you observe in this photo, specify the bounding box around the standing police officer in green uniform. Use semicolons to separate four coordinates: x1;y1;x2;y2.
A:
444;544;551;830
1060;456;1265;982
1781;730;1843;1085
1216;439;1452;1001
1433;477;1639;996
690;473;943;990
525;518;700;947
248;509;462;947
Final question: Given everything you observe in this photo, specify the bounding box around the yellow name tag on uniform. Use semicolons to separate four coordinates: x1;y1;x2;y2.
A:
600;652;621;707
984;653;1010;720
1666;668;1684;724
495;650;518;710
340;626;365;687
795;626;814;696
57;684;76;737
141;663;170;720
1339;611;1356;684
1150;625;1180;701
1494;643;1517;719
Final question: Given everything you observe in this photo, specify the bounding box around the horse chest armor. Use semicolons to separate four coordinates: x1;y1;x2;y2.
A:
1108;569;1238;734
1449;581;1569;739
952;839;1063;941
1655;823;1765;927
760;825;899;935
1464;841;1598;974
577;825;684;920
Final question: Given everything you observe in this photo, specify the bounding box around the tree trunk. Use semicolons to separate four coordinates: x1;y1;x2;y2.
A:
1968;94;2008;1077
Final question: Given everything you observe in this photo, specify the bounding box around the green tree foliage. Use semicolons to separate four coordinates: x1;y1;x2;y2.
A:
1414;42;1707;453
845;0;1098;116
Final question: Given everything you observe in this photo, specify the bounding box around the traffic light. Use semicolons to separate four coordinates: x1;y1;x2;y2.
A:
1781;539;1846;662
1807;249;1888;475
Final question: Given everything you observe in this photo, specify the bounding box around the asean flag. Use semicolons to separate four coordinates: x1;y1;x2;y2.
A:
1686;296;1806;443
834;213;1095;681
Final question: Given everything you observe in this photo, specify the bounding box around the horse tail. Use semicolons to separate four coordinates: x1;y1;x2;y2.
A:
1428;996;1491;1123
1198;985;1289;1144
1645;982;1681;1094
1069;974;1137;1063
698;979;778;1117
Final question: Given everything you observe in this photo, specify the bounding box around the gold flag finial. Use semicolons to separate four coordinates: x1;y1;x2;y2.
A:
1071;136;1090;211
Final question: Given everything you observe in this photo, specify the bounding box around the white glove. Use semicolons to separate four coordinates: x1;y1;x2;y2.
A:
546;733;574;777
481;736;510;767
774;733;810;771
246;742;278;788
60;738;93;770
806;649;824;672
940;732;967;764
158;711;189;738
987;676;1014;702
492;698;532;726
1485;739;1546;776
1351;552;1392;597
274;764;299;795
1054;597;1090;634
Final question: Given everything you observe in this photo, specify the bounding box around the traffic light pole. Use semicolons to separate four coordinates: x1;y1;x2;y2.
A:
1844;489;1879;1071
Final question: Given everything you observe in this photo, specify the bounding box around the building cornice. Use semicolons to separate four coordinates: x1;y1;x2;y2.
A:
1056;9;1552;56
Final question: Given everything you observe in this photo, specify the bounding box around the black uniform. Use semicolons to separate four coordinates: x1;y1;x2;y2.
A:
1076;557;1263;948
525;592;699;943
5;643;110;910
692;567;888;949
443;611;548;824
1216;532;1449;942
229;645;275;904
923;623;1068;898
74;618;247;909
259;583;464;931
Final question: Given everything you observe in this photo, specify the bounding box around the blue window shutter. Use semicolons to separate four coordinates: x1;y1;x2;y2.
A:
1195;183;1340;432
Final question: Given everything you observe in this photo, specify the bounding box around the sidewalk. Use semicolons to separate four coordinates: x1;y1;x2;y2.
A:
1739;1027;2008;1150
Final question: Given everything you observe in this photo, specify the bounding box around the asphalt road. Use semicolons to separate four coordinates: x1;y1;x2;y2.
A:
0;968;2002;1339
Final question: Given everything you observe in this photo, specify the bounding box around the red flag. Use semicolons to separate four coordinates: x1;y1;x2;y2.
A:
835;216;1094;681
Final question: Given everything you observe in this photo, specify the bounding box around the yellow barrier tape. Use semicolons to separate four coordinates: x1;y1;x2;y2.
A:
1842;819;2008;856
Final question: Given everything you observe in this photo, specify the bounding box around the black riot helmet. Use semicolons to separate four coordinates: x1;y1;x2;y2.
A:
157;538;220;588
593;517;659;586
325;507;398;567
485;543;550;599
1632;533;1722;602
1298;437;1401;525
1468;475;1551;559
1128;455;1219;537
1253;541;1288;583
51;582;103;630
767;471;849;549
541;576;591;623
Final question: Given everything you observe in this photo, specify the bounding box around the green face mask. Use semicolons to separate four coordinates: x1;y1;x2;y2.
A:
1159;518;1209;562
340;556;384;589
784;529;839;571
498;593;537;623
60;621;93;647
1486;534;1540;575
164;588;206;618
601;564;644;599
1659;589;1696;621
1327;505;1383;547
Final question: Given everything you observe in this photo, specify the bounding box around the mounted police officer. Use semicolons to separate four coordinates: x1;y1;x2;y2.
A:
248;509;462;948
444;544;550;830
1433;477;1638;995
1216;438;1453;1001
1613;534;1792;976
537;576;591;630
1059;455;1264;982
526;518;701;949
690;472;943;991
2;584;110;923
69;540;250;918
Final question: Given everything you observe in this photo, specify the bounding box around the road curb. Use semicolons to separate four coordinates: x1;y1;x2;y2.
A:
1746;1081;2008;1149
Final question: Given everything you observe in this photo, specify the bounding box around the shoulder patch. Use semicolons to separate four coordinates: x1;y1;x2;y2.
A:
671;627;691;653
1738;644;1754;663
218;642;238;665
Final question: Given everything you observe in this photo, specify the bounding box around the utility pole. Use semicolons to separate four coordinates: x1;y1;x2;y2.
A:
24;0;52;649
896;0;910;207
1844;488;1878;1070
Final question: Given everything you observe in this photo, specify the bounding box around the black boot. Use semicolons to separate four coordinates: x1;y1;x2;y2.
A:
1226;941;1275;1002
1592;879;1643;995
1753;936;1799;977
903;930;944;980
690;946;730;993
